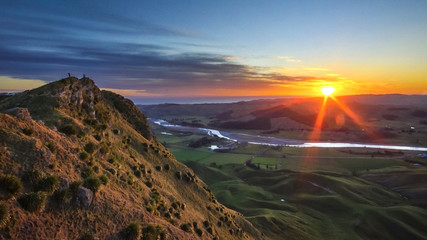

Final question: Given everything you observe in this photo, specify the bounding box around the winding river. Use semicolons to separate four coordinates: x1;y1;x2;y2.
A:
151;119;427;152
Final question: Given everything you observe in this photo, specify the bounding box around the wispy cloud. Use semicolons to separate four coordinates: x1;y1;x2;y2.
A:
326;73;340;76
277;56;302;63
305;67;330;71
224;56;241;60
101;88;159;97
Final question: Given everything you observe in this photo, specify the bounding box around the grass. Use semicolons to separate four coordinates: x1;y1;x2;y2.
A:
0;203;8;227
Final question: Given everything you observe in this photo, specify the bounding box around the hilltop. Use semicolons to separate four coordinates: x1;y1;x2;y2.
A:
0;77;263;239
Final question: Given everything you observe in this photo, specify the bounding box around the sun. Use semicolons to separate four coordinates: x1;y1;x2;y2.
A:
321;86;335;96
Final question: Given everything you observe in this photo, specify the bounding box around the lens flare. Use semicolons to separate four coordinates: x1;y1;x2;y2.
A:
321;86;335;96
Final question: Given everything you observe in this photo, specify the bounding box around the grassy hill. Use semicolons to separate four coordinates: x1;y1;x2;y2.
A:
0;77;263;239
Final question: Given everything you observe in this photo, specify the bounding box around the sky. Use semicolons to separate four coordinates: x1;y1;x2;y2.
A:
1;0;427;100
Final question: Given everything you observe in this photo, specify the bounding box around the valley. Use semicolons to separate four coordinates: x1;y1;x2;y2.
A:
140;96;427;240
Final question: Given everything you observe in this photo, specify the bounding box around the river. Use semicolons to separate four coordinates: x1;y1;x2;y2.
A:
151;119;427;152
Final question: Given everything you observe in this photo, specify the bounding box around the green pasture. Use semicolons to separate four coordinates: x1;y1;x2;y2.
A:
150;127;427;240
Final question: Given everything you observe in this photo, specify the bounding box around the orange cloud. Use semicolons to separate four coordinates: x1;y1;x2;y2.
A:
224;56;241;60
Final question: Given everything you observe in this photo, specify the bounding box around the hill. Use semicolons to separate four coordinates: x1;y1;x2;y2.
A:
0;77;263;239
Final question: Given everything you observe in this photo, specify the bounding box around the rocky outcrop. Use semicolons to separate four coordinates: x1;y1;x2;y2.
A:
4;108;32;121
52;77;101;118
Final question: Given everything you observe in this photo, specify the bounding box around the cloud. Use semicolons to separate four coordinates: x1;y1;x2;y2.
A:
0;2;343;97
224;56;241;60
277;56;302;63
0;76;46;92
100;88;159;97
305;67;330;71
326;73;340;76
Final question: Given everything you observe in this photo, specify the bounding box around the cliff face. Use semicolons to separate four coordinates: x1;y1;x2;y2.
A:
0;77;263;240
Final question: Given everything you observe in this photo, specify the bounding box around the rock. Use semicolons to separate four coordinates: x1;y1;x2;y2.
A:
70;148;79;154
76;186;93;207
4;107;32;121
60;178;69;189
39;150;52;161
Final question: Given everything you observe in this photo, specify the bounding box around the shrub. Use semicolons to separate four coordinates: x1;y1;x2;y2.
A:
144;224;167;240
22;169;43;189
106;168;116;175
81;167;94;178
94;134;102;141
36;175;59;193
77;232;95;240
79;151;89;160
123;222;141;240
77;132;87;138
99;175;108;185
145;180;153;188
0;175;23;199
22;127;34;136
99;142;109;154
84;142;97;154
0;203;9;227
84;119;98;126
195;227;203;236
46;142;56;153
59;124;76;135
163;164;170;171
134;170;142;178
69;180;83;194
180;223;192;233
171;201;179;210
18;191;47;212
84;176;102;193
203;220;210;228
51;188;71;205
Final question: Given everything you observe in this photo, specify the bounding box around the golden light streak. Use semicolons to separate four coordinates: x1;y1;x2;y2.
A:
330;96;377;138
308;96;328;141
